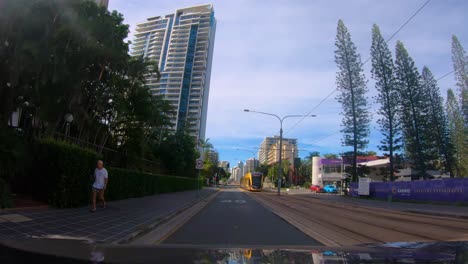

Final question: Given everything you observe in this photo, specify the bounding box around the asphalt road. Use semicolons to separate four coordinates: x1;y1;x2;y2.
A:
162;187;321;246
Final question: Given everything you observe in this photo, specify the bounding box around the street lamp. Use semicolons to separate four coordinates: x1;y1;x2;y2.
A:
235;148;257;173
64;113;74;140
243;109;316;195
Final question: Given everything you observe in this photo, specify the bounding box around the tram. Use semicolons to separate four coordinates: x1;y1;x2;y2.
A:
240;172;263;191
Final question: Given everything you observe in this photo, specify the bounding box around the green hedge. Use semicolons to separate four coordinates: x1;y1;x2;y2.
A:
106;168;200;201
34;138;101;208
0;178;13;209
32;138;201;208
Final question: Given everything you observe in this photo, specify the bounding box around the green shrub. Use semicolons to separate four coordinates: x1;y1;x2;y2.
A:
303;182;311;189
34;138;101;208
106;168;199;201
31;138;200;208
0;178;13;209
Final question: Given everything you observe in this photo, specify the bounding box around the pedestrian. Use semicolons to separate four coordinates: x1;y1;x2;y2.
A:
90;160;108;212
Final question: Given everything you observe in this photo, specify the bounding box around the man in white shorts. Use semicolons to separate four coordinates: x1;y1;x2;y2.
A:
91;160;108;212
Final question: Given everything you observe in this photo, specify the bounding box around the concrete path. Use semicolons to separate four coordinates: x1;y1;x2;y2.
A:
0;188;218;243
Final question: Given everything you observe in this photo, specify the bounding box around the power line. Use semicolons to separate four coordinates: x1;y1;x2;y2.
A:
363;0;432;64
285;88;338;134
307;69;455;145
286;0;432;135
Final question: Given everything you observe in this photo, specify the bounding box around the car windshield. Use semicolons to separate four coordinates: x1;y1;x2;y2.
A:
1;0;468;263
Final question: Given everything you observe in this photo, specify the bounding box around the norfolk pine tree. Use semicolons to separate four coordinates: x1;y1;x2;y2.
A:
334;20;370;182
395;41;431;179
370;24;401;181
451;35;468;127
421;66;455;176
451;35;468;177
446;89;467;177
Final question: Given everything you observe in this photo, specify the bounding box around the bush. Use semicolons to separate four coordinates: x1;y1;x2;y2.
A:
34;138;101;208
303;182;311;189
0;178;13;209
0;129;33;194
106;168;200;201
30;138;201;208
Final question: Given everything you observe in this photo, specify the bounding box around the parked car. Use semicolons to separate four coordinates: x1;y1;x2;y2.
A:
310;185;324;193
323;185;338;193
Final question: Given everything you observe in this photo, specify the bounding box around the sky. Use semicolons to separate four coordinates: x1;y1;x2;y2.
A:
108;0;468;168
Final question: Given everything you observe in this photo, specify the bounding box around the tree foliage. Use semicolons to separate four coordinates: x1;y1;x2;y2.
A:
395;41;433;179
334;20;370;181
446;89;467;177
421;66;455;175
0;0;196;176
451;35;468;126
370;24;402;181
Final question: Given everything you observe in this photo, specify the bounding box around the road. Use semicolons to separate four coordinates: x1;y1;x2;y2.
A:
250;191;468;246
141;186;468;247
162;187;321;246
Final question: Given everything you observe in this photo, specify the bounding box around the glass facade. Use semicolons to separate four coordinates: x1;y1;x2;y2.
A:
131;5;216;140
177;24;198;130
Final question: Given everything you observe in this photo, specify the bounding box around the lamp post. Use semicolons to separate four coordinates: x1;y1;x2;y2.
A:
64;113;74;140
244;109;315;195
235;148;257;173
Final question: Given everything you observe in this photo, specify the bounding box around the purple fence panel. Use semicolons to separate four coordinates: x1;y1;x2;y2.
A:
350;178;468;202
349;182;358;197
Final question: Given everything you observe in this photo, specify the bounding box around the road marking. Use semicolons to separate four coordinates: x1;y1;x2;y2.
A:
219;200;246;203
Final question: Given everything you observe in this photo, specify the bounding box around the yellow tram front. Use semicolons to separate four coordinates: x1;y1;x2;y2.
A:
240;172;263;191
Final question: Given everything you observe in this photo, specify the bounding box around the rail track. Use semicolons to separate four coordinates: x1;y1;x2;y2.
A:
247;192;468;246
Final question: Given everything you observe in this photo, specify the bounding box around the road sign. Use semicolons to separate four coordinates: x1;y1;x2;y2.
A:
196;158;204;169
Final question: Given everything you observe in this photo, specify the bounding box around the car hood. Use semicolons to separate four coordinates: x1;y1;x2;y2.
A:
1;238;467;263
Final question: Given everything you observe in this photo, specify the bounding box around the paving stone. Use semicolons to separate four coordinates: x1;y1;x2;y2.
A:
0;214;32;223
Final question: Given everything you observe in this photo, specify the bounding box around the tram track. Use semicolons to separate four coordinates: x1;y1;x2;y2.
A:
247;192;468;246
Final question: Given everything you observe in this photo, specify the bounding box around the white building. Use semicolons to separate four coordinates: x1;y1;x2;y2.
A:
231;162;244;183
258;136;298;165
131;5;216;140
258;137;276;164
244;158;259;173
92;0;108;8
311;157;344;187
218;160;230;171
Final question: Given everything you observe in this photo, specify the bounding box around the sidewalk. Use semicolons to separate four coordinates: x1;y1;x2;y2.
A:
301;193;468;219
0;188;219;243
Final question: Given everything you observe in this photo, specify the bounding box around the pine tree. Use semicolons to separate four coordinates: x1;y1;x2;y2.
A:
446;89;467;177
421;66;455;176
395;41;431;179
451;35;468;126
370;24;401;181
334;20;370;182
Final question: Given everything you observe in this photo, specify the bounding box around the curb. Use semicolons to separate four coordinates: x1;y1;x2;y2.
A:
114;188;221;244
0;205;50;212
